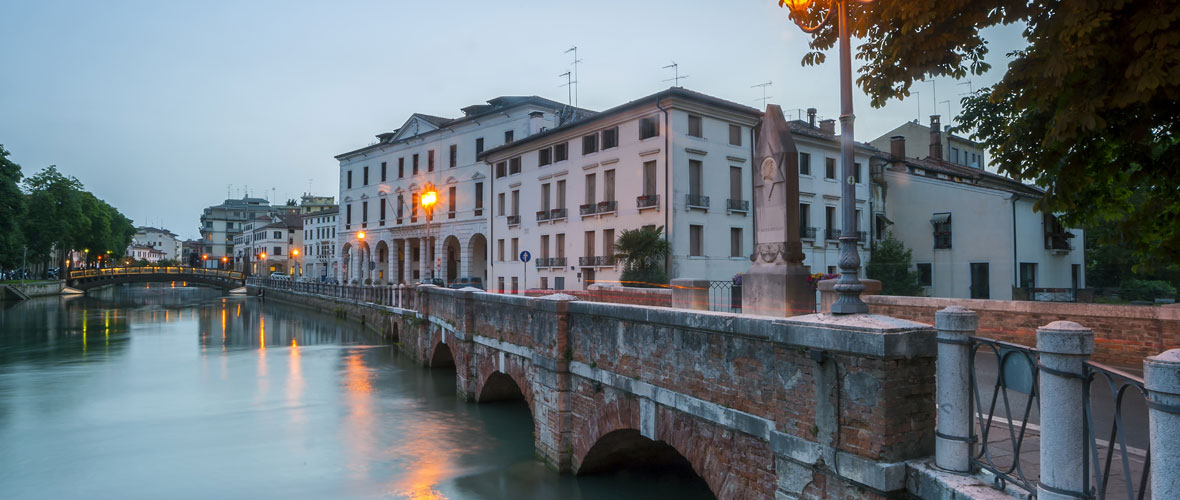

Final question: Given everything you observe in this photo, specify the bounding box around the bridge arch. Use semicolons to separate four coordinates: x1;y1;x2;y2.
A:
428;341;454;368
474;359;534;411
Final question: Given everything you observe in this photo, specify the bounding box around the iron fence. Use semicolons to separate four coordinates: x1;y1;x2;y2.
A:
968;336;1040;496
1083;361;1151;500
707;280;742;314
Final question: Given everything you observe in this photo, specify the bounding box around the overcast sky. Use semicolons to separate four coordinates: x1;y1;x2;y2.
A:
1;1;1023;241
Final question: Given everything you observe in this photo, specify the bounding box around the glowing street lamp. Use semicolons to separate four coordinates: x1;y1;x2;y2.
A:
780;0;872;314
421;184;439;280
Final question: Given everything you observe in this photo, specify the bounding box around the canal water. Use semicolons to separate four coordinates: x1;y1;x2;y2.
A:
0;284;713;500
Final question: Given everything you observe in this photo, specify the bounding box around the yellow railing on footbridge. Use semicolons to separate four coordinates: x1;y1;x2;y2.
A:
69;267;245;281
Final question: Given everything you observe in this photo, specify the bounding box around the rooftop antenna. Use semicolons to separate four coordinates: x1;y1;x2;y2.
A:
926;79;938;120
565;46;581;107
939;100;952;127
559;71;574;106
957;80;974;95
913;91;921;122
751;81;773;108
662;61;687;87
226;184;232;199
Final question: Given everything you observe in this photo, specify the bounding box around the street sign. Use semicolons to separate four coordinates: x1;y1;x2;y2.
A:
520;250;531;263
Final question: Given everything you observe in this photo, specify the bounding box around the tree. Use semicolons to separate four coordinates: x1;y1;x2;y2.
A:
614;225;671;288
782;1;1180;269
866;233;923;296
22;166;85;269
0;145;25;268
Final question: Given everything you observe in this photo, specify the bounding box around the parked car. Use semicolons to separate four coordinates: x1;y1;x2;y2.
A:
419;277;445;287
448;277;484;290
270;273;290;280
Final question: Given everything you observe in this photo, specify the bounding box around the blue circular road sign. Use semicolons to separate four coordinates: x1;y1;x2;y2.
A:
519;250;531;263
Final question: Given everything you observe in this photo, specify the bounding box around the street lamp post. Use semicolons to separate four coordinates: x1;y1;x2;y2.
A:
782;0;871;314
421;185;438;281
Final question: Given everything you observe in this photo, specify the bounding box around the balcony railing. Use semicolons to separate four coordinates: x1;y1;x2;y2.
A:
552;257;567;267
595;255;616;267
550;208;567;221
727;199;749;212
1045;232;1073;252
596;200;618;215
536;210;550;222
801;226;817;239
507;215;521;226
637;194;660;209
579;204;597;216
535;257;550;269
686;194;710;209
858;231;868;242
825;228;841;240
578;256;596;267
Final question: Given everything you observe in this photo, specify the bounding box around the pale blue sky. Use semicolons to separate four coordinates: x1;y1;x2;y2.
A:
0;0;1023;240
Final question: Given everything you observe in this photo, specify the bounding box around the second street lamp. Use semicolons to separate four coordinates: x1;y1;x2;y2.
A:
421;184;438;281
781;0;871;314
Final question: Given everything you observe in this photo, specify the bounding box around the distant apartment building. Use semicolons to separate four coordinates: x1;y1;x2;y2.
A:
297;194;335;214
479;87;764;292
127;244;167;263
234;214;303;277
198;197;283;268
335;95;591;285
302;206;338;280
869;115;985;169
871;129;1085;300
129;226;181;261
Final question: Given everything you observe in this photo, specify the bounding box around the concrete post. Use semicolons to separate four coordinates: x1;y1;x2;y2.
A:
1036;321;1093;500
934;306;976;472
419;238;428;281
670;278;709;310
400;239;410;285
1144;349;1180;499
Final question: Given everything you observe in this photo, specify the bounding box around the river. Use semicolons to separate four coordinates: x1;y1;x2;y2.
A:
0;284;713;500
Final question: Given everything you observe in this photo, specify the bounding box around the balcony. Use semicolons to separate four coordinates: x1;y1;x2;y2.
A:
596;200;618;215
550;208;568;221
801;226;817;240
825;228;841;240
637;194;660;210
507;215;521;227
858;231;868;243
580;204;597;217
686;194;710;210
552;257;567;267
536;210;550;222
535;257;550;269
578;256;596;267
727;199;750;213
595;255;616;267
1045;232;1073;254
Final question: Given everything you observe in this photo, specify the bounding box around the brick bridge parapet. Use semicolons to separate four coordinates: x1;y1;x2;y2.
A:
250;282;937;500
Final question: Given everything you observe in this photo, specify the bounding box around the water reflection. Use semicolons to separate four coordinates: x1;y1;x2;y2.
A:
0;283;714;500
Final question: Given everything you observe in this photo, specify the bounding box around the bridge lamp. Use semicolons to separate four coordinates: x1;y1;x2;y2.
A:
357;231;366;241
202;254;208;261
260;252;267;260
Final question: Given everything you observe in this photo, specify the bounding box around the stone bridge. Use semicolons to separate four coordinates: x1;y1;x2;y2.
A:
252;282;938;500
69;267;246;292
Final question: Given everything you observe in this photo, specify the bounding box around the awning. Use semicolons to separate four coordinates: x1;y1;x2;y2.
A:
930;213;952;225
875;213;894;226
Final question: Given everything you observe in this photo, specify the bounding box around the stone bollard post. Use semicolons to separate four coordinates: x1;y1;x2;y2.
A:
1036;321;1093;500
1144;349;1180;499
934;306;977;472
670;278;710;311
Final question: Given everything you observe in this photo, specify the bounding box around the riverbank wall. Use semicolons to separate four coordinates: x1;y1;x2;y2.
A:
1;281;65;301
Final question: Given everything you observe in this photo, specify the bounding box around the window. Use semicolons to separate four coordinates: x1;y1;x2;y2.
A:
917;263;932;287
362;201;368;222
582;134;598;155
541;234;550;259
449;144;457;168
411;193;419;220
603;170;615;202
399;157;405;178
1020;263;1037;289
800;203;811;235
643;161;657;196
730;166;742;202
799;152;811;175
554;142;568;162
602;127;618;149
413;154;419;175
511;276;519;294
397;194;404;220
363;166;369;185
854;162;863;184
688;115;702;137
690;225;704;256
274;231;282;239
381;162;387;182
602;229;614;257
539;148;552;166
932;213;952;249
274;246;282;256
541;183;551;212
556;233;565;258
497;239;504;261
556;180;566;209
825;206;837;236
509;157;521;175
825;158;836;180
511;190;519;217
496;161;507;178
585;173;596;204
639;116;660;140
346;204;352;225
689;160;702;197
448;186;456;215
475;137;484;155
504;130;514;143
511;238;519;261
474;182;484;216
729;124;742;146
584;231;596;257
498;276;505;293
730;228;742;257
540;277;548;290
497;193;505;216
347;170;353;189
428;150;435;172
379;200;386;222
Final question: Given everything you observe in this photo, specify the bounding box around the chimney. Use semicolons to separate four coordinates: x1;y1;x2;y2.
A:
806;108;817;127
929;115;943;160
819;119;836;135
890;136;906;160
528;111;545;136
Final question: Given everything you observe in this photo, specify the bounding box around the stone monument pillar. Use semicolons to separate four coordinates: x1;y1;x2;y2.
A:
742;105;814;317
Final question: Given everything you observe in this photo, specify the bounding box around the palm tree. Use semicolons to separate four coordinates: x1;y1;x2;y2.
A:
614;225;670;287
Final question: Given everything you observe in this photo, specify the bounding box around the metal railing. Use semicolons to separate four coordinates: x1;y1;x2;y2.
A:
247;277;419;310
686;194;710;209
969;336;1040;496
707;280;742;313
727;199;749;212
536;210;550;222
801;226;817;239
825;228;841;240
549;208;567;221
70;266;244;281
578;256;595;267
1027;288;1078;302
637;194;660;209
596;200;618;214
595;255;616;267
507;215;521;226
1083;361;1151;500
579;204;596;216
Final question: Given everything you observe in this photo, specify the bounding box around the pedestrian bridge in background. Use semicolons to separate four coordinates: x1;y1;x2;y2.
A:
68;267;246;291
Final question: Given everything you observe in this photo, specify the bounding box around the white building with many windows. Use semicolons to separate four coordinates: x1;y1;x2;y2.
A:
199;197;286;268
129;226;181;262
334;96;591;286
479;87;763;292
302;207;338;280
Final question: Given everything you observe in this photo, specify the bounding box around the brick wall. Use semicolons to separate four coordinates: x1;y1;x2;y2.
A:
866;295;1180;367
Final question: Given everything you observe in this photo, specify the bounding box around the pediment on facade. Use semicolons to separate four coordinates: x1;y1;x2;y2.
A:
390;114;446;142
445;176;458;185
471;171;485;180
343;196;353;202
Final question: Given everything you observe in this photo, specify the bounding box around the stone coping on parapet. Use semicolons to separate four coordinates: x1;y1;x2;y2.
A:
419;286;935;359
866;294;1180;321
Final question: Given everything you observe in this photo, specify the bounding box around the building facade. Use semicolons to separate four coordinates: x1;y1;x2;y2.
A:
302;207;338;280
233;214;303;277
334;96;590;285
198;197;284;268
869;115;985;169
480;87;765;292
129;226;181;261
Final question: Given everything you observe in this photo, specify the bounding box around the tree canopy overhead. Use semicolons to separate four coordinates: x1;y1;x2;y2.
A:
782;0;1180;268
